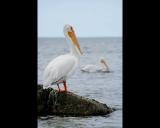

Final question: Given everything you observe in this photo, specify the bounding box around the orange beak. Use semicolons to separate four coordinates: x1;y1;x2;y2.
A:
68;27;83;54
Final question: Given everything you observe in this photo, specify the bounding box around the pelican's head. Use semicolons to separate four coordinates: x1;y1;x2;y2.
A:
100;57;107;64
64;24;83;55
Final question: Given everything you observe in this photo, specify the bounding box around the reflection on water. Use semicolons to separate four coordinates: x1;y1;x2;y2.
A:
38;37;122;128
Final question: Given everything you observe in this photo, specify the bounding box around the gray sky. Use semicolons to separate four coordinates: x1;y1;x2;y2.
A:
38;0;122;37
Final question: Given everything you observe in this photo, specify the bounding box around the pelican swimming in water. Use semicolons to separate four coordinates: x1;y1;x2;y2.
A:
81;57;109;73
43;25;83;92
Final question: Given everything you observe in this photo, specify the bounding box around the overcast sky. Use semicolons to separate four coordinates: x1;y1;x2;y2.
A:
38;0;122;37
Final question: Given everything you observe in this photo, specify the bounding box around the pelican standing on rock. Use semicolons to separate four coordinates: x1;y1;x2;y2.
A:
43;25;83;92
81;57;109;73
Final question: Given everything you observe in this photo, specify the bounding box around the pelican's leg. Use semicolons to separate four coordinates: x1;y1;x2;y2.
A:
63;81;68;92
57;84;61;92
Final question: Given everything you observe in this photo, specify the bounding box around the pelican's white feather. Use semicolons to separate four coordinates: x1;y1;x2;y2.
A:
81;57;109;73
43;54;78;87
81;65;100;72
43;25;82;90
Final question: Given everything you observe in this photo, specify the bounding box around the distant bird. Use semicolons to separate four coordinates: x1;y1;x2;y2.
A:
81;57;109;73
43;25;83;92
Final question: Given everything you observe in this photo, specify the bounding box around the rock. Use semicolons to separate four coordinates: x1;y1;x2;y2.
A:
37;84;114;116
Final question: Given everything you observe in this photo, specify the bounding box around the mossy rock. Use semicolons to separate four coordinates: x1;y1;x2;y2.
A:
37;85;114;116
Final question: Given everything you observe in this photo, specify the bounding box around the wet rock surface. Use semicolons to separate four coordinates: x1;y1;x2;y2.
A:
37;85;114;117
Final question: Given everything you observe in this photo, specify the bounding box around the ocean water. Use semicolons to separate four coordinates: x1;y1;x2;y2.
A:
38;37;122;128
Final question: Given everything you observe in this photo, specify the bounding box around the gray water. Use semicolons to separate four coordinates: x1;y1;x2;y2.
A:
38;37;122;128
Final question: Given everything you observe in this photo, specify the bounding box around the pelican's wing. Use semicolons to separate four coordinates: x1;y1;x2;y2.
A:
43;54;76;87
81;64;98;72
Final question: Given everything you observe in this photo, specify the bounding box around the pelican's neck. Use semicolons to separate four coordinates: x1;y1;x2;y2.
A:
65;34;81;59
70;44;80;57
100;62;109;71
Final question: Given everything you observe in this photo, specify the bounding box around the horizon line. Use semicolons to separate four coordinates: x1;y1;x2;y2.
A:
38;36;122;38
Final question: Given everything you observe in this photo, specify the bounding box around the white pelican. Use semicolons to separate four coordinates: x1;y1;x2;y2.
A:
81;57;109;73
43;24;83;92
